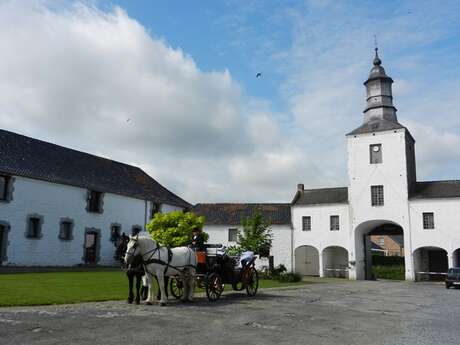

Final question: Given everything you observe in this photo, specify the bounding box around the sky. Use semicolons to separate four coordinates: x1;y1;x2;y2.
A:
0;0;460;204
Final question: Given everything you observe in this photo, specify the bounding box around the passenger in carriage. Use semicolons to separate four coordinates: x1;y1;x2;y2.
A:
240;250;255;269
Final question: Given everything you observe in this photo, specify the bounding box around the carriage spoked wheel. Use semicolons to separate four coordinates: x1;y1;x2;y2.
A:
205;273;224;302
245;267;259;297
169;277;184;300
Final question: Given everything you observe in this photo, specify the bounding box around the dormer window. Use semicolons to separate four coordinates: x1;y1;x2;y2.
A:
87;190;104;213
370;144;382;164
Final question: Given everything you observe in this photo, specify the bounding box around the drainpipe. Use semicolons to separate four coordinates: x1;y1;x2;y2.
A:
144;200;148;230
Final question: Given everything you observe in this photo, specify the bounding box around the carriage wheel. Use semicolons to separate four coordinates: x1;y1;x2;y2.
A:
205;273;224;302
169;277;184;300
245;268;258;297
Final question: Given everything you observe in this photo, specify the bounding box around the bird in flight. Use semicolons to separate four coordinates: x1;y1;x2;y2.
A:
256;72;262;78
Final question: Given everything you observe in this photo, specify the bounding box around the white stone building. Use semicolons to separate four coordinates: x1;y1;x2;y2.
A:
0;130;189;266
291;49;460;281
195;51;460;281
192;203;293;271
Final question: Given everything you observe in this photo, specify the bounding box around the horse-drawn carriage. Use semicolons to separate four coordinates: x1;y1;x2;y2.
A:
169;244;259;302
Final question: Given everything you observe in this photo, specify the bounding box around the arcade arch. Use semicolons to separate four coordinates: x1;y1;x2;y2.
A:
413;246;448;281
294;245;319;276
322;246;349;278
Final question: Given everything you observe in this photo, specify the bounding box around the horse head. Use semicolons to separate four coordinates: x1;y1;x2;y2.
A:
113;234;129;262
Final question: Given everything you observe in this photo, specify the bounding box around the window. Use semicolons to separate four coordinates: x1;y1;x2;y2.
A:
110;224;121;243
371;185;384;206
302;216;311;231
59;219;74;241
150;202;161;219
0;175;11;201
378;236;385;246
26;215;43;239
330;215;339;231
131;225;142;235
87;191;103;213
423;212;434;229
228;228;238;242
370;144;382;164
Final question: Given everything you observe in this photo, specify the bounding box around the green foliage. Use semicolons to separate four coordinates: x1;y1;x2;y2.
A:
226;245;243;256
276;272;302;283
237;212;273;257
146;211;208;247
372;265;405;280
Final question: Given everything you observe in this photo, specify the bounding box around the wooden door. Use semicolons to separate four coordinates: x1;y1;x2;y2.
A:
85;231;98;264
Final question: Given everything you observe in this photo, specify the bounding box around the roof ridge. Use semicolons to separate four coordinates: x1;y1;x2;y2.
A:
416;179;460;184
302;186;348;192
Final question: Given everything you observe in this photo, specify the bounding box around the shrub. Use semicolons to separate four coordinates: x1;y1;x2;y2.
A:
276;272;302;283
146;211;208;247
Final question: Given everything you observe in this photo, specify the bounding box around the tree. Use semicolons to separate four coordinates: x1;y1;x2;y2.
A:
237;212;273;257
146;211;208;247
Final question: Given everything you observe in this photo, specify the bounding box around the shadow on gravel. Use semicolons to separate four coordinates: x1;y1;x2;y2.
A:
160;291;284;308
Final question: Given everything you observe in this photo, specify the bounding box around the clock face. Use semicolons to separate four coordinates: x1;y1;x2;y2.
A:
373;145;380;152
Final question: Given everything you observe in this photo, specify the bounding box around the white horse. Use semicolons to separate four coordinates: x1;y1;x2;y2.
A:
124;235;196;306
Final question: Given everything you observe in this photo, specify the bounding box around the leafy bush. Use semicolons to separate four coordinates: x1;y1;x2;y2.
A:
226;245;243;256
238;212;273;257
146;211;208;247
372;265;405;280
276;272;302;283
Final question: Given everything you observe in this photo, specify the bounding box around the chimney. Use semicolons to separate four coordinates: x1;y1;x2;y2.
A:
297;184;304;192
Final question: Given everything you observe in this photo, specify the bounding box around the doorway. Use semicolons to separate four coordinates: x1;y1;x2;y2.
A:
84;229;99;264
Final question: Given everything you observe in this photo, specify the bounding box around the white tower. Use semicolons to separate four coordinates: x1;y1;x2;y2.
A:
346;49;416;280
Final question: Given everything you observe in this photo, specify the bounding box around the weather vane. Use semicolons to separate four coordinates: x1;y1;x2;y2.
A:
374;34;378;51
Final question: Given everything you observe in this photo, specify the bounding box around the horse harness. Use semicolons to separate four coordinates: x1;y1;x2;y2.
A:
140;243;196;276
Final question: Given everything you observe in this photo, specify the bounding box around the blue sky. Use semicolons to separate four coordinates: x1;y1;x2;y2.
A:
0;0;460;202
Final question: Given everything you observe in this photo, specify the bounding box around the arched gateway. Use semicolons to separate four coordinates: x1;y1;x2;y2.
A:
353;220;406;280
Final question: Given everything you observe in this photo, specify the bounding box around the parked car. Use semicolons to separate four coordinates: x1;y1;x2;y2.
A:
445;267;460;289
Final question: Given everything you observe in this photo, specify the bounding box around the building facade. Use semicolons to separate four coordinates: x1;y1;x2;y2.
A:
291;49;460;280
192;203;293;271
0;130;189;266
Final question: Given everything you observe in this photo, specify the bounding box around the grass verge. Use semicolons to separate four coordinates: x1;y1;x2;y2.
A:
0;270;309;307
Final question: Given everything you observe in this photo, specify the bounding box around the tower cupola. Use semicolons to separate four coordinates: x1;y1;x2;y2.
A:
363;48;397;123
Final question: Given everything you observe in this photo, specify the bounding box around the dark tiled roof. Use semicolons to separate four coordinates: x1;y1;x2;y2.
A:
0;129;190;208
410;180;460;200
292;187;348;205
347;118;405;136
192;203;291;225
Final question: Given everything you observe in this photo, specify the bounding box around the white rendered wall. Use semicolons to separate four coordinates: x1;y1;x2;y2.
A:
292;204;350;277
347;128;413;280
203;224;293;271
0;176;182;266
409;198;460;268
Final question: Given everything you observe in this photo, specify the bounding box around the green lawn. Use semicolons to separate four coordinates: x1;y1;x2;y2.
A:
0;270;309;307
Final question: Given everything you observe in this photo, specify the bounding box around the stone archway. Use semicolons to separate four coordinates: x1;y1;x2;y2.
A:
413;246;448;281
354;220;405;280
322;246;349;278
294;245;319;276
453;248;460;268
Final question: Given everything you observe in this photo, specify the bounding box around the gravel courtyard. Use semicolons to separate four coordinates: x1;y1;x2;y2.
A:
0;280;458;345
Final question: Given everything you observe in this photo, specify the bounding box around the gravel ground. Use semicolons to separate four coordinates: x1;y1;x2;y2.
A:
0;280;458;345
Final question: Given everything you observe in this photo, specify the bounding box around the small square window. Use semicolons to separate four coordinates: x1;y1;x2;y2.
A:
59;220;74;241
228;228;238;242
110;224;121;243
423;212;434;229
370;144;382;164
330;215;339;231
302;216;311;231
378;236;385;246
371;185;384;206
